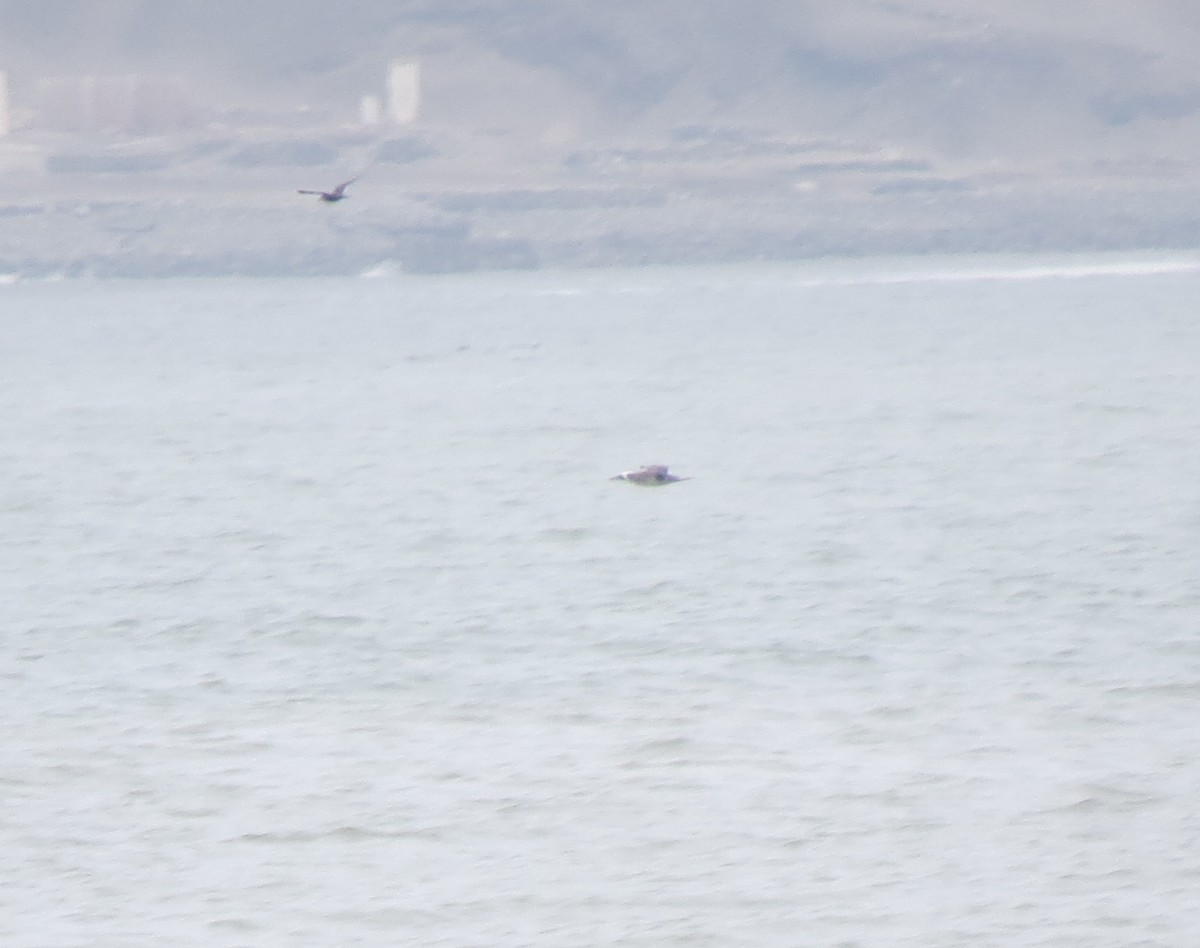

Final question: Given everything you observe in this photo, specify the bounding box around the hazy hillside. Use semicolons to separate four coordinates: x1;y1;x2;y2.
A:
3;0;1200;164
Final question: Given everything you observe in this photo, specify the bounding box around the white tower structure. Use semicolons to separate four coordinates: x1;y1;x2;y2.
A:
387;60;420;125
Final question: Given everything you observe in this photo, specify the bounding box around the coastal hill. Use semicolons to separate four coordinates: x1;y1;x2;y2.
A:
2;1;1199;276
4;0;1200;159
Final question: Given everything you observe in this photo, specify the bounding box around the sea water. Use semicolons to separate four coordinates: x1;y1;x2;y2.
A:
2;253;1200;947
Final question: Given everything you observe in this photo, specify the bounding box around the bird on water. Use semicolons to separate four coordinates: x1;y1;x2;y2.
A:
297;177;359;202
610;464;691;486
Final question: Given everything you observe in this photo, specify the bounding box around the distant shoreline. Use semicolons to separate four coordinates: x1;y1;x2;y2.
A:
4;140;1200;278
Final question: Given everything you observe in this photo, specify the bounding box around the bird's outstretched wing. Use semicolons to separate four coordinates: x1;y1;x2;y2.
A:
328;177;359;198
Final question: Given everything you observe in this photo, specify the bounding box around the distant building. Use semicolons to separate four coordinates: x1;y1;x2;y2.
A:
360;94;382;127
33;73;197;134
387;61;420;125
0;71;9;137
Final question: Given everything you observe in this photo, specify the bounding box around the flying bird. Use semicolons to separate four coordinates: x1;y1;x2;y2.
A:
610;464;691;486
297;177;359;202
